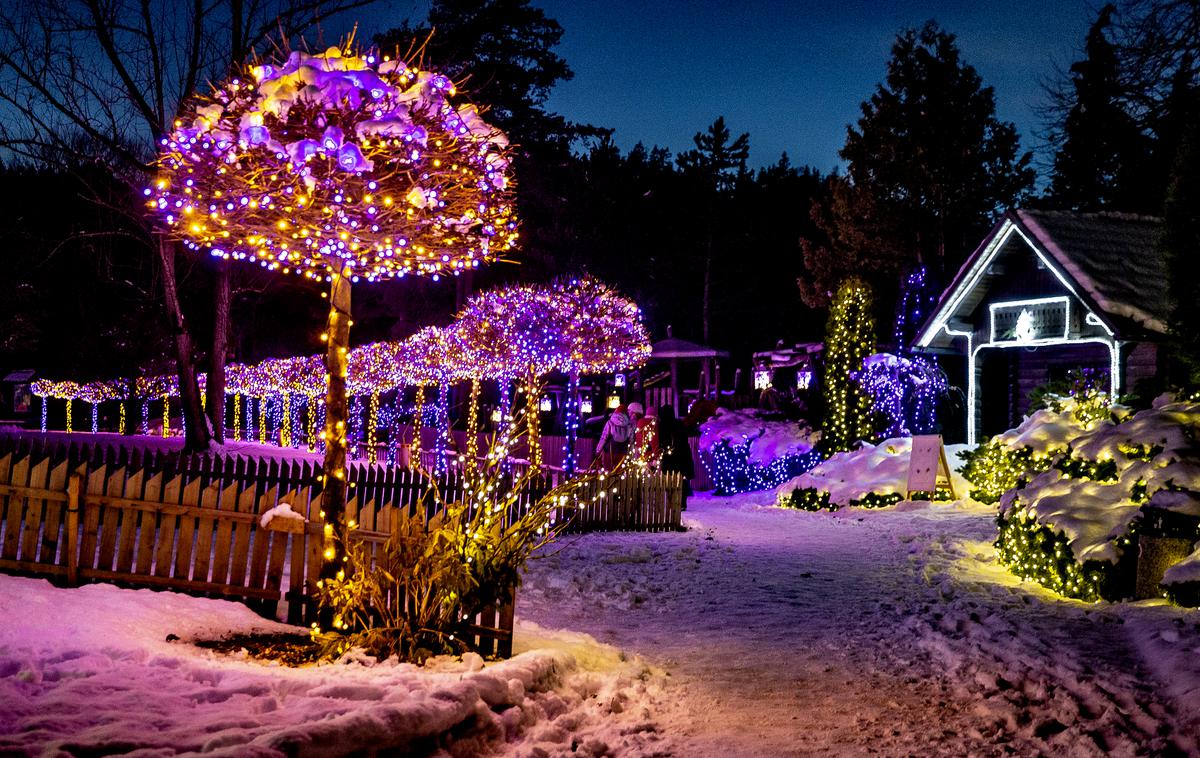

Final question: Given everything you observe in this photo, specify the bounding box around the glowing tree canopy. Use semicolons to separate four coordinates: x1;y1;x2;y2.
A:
553;275;651;375
453;285;567;381
452;276;650;380
148;46;516;281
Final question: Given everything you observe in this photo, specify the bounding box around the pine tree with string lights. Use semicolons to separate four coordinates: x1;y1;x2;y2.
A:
821;277;876;453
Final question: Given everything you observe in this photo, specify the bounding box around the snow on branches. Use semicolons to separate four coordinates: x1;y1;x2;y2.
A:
148;47;517;282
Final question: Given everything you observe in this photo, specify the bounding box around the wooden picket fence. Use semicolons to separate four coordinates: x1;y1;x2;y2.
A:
0;432;684;657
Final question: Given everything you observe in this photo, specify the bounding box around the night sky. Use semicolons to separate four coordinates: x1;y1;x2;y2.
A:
352;0;1095;171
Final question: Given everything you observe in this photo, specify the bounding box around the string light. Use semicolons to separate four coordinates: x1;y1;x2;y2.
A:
708;440;823;496
232;394;242;440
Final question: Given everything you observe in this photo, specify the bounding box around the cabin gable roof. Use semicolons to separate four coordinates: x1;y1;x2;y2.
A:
916;210;1166;350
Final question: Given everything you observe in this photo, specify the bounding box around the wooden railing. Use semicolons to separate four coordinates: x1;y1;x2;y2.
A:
0;433;685;656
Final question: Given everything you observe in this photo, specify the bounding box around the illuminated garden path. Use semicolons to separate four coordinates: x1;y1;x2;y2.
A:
517;493;1200;756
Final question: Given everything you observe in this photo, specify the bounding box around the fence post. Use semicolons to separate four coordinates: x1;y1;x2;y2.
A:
497;586;515;659
65;472;82;585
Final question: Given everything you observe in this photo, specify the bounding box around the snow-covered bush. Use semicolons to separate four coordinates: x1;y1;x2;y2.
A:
775;436;965;511
958;394;1122;504
699;409;821;495
996;395;1200;601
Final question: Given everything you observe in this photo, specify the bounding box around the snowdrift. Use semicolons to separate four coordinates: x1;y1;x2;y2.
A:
0;576;666;756
773;437;974;510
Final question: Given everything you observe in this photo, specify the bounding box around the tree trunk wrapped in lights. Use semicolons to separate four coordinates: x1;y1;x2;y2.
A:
465;378;481;474
147;46;516;579
412;383;426;465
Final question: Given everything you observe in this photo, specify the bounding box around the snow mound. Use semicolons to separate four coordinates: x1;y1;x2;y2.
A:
698;408;815;467
1000;399;1200;566
0;575;663;756
259;502;307;528
775;437;973;507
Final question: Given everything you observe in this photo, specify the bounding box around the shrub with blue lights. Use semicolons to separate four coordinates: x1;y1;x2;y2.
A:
707;441;824;496
855;352;948;438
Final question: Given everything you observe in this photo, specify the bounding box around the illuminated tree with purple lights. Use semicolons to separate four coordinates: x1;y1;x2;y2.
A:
454;285;566;468
454;276;649;472
148;46;516;576
552;276;651;473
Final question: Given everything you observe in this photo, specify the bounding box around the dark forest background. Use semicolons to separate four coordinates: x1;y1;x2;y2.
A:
1;0;1196;390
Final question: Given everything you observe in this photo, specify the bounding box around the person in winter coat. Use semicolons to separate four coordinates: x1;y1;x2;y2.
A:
631;403;659;464
657;404;695;509
596;404;633;468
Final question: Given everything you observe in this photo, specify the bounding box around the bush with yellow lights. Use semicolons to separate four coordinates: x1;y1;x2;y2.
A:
309;400;636;662
992;395;1200;602
957;380;1119;504
957;441;1053;505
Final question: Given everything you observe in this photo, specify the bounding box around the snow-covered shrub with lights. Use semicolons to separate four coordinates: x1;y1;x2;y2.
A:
775;436;964;511
312;402;630;662
855;352;947;438
996;395;1200;601
699;409;821;495
958;388;1119;504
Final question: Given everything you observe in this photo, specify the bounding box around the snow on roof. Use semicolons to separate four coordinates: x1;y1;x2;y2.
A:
916;210;1166;349
650;337;728;359
1016;210;1167;335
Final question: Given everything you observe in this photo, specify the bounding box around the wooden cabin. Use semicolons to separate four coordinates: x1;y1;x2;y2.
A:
914;210;1167;444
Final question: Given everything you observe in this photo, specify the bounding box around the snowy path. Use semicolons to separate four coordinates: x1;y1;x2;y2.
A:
517;493;1200;757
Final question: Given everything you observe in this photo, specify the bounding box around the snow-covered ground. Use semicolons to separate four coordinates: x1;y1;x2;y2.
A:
0;577;669;757
3;491;1199;756
520;492;1200;756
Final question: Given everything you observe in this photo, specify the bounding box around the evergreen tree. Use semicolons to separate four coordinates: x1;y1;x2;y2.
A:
837;22;1034;276
676;117;750;343
376;0;601;275
821;277;876;453
1048;4;1152;211
1149;54;1199;206
798;174;911;308
1160;120;1200;384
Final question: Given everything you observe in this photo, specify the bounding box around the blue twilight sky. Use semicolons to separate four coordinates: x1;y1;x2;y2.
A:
348;0;1098;171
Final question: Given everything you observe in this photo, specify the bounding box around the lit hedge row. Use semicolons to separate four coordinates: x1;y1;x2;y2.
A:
995;506;1138;601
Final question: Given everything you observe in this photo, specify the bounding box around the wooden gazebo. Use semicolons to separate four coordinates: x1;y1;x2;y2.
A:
649;328;729;414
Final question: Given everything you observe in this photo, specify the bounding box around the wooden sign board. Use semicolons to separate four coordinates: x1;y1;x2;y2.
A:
906;434;956;499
